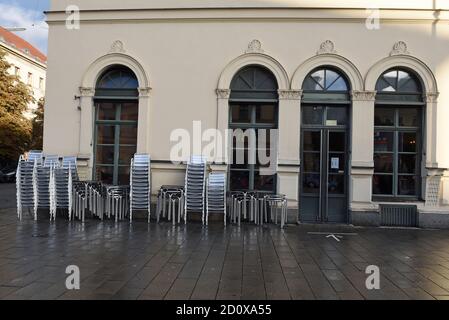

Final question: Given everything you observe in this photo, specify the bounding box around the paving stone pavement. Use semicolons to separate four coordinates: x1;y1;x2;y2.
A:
1;205;449;300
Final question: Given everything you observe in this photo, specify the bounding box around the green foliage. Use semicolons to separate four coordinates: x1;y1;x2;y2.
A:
30;97;44;150
0;49;34;162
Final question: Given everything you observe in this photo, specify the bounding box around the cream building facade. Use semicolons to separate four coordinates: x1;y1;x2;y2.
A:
44;0;449;227
0;27;47;115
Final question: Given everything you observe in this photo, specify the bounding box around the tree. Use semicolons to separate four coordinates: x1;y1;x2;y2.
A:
0;49;34;164
30;98;44;150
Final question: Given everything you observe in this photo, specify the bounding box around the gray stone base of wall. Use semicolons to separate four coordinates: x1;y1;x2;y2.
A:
419;210;449;229
350;210;381;227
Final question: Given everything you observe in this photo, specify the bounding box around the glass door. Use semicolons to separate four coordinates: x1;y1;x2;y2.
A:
94;101;138;185
300;106;349;223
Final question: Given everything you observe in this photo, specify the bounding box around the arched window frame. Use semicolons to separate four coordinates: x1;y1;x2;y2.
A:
373;68;425;200
93;65;140;185
228;65;279;193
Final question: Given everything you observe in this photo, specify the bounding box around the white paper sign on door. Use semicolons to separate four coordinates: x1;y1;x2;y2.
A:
331;157;339;170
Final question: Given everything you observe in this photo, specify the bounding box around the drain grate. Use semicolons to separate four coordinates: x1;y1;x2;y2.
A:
380;204;419;227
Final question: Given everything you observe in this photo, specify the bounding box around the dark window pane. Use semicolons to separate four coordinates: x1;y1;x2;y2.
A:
121;103;138;121
329;132;345;152
373;175;393;195
231;105;251;123
98;103;116;120
399;132;417;152
303;174;320;194
398;176;417;196
96;146;114;165
303;153;320;172
120;125;137;145
97;125;115;144
256;129;272;150
254;172;275;191
119;146;136;165
328;153;345;172
303;131;321;151
231;148;249;169
381;71;398;92
326;72;348;91
118;167;131;185
398;108;419;127
96;166;113;184
399;154;417;174
232;129;254;149
303;70;325;91
375;108;395;126
374;154;393;173
97;69;138;89
230;170;250;191
303;106;323;125
374;132;394;152
329;174;345;194
256;105;276;124
398;71;420;92
327;107;347;126
257;149;273;168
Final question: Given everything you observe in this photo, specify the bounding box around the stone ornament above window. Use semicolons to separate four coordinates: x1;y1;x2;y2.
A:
109;40;126;54
245;39;264;54
216;89;231;99
278;89;303;100
317;40;337;55
390;41;410;56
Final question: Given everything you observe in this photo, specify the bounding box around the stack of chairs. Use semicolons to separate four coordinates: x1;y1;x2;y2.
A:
72;181;88;222
55;156;79;219
130;154;152;222
105;186;130;222
184;155;207;222
34;155;60;221
16;151;43;220
205;173;227;226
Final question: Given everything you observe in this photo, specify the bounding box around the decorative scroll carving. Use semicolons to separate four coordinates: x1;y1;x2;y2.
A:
79;87;95;97
278;90;303;100
351;90;377;101
390;41;409;56
110;40;125;54
317;40;337;55
138;87;152;97
216;89;231;99
425;92;439;103
246;40;264;54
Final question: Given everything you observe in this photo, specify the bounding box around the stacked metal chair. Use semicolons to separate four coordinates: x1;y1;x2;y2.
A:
130;154;151;222
205;173;227;226
55;156;79;219
87;182;105;220
184;155;207;223
264;194;288;229
105;186;130;222
72;181;88;221
156;185;184;223
16;151;43;221
34;155;60;221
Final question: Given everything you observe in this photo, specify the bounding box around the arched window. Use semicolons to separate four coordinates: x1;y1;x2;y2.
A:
300;67;350;224
94;66;139;185
373;68;424;199
229;66;278;193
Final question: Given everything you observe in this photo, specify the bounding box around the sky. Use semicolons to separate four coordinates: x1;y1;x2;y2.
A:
0;0;50;54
